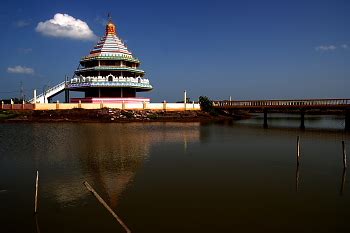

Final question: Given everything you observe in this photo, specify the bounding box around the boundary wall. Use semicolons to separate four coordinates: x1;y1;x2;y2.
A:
0;102;200;111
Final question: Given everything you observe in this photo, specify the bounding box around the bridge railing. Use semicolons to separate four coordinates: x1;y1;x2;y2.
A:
212;99;350;108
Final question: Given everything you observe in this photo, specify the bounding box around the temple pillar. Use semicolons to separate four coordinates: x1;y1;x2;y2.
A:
65;89;70;103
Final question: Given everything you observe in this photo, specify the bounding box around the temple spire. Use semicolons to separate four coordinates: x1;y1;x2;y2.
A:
105;13;116;35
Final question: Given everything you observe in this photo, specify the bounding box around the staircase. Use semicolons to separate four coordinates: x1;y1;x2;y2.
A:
29;81;67;103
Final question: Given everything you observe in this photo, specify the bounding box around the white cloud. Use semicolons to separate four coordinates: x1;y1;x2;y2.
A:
7;66;34;75
341;44;348;49
36;13;96;40
315;45;337;52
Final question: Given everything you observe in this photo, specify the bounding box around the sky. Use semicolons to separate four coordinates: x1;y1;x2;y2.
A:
0;0;349;102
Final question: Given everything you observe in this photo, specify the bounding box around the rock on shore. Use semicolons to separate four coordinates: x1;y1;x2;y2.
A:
0;108;235;123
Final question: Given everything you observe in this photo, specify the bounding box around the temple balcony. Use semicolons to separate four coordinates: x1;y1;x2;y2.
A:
68;75;152;89
81;54;140;63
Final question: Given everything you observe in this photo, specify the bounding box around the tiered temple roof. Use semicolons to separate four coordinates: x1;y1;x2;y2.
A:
68;16;152;94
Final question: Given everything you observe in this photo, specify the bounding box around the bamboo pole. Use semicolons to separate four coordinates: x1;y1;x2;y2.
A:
342;141;347;169
297;136;300;165
83;181;131;233
34;170;39;214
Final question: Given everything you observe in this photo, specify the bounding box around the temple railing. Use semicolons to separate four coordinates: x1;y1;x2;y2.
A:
70;75;150;85
67;81;153;89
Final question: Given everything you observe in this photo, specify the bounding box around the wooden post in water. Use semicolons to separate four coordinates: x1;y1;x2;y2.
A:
296;136;300;165
34;170;39;214
83;181;131;233
343;141;347;169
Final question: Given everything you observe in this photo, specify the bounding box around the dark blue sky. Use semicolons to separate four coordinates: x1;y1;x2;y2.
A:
0;0;349;101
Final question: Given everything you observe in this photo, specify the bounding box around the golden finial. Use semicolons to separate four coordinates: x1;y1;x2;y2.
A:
106;13;116;35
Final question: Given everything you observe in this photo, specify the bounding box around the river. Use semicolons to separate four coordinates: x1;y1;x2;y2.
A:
0;116;349;232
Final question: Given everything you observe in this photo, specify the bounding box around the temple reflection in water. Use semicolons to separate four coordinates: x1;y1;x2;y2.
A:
33;123;201;208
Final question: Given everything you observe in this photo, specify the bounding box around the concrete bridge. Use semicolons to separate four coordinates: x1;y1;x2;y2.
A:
213;99;350;130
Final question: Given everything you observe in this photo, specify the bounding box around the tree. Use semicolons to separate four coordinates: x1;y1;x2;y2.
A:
199;96;213;112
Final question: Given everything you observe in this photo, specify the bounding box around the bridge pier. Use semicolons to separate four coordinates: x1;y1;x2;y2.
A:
300;111;305;130
263;109;268;128
345;111;350;131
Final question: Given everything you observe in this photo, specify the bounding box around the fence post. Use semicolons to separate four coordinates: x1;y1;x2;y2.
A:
163;100;167;111
100;101;104;109
33;89;37;104
22;100;25;110
184;90;187;111
143;101;146;110
10;99;14;110
1;101;3;110
56;100;60;110
78;100;82;108
122;101;125;110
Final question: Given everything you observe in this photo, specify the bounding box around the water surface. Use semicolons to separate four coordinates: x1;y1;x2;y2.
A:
0;119;349;232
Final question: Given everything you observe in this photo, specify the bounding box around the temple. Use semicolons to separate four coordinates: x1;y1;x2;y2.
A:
67;15;152;103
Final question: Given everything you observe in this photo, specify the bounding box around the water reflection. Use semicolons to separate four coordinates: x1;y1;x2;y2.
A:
340;168;347;196
41;123;201;208
295;165;300;193
1;121;350;233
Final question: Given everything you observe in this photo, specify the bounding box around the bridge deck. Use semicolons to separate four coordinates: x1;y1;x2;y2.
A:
213;99;350;110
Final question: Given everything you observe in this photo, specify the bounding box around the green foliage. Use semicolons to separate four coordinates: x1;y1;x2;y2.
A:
0;110;18;120
148;114;159;119
121;111;134;118
199;96;213;112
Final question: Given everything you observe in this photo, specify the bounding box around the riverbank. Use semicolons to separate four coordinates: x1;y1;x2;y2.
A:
0;109;246;123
